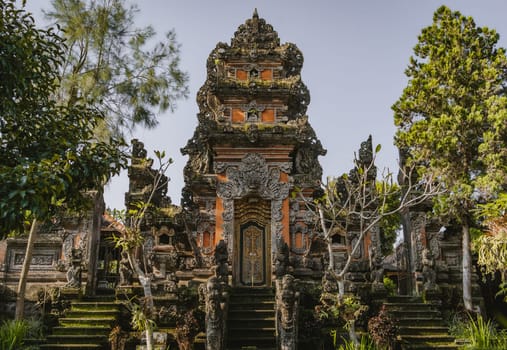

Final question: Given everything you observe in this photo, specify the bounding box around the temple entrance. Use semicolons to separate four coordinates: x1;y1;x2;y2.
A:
233;197;271;287
240;221;266;286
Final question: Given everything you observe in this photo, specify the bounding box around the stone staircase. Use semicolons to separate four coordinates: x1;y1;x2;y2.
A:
226;287;276;350
41;297;121;350
384;296;458;350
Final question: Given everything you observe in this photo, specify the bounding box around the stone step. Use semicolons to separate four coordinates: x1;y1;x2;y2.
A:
46;334;108;344
40;344;103;349
384;302;439;311
400;334;456;344
52;326;111;336
228;301;275;310
383;297;456;350
65;309;119;318
228;310;275;323
229;298;275;304
397;325;450;335
70;301;118;310
227;288;276;349
231;288;274;294
399;342;459;350
227;317;275;328
59;317;116;327
389;309;442;318
227;335;277;348
228;348;276;350
387;296;424;303
393;317;446;327
227;326;276;338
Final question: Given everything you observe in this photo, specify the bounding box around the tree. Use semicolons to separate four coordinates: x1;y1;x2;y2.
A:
473;193;507;299
113;149;172;350
301;137;440;291
0;0;127;318
392;5;507;311
305;137;440;344
44;0;189;136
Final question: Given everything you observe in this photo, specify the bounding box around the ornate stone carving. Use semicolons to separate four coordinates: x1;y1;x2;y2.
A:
163;273;178;293
205;276;226;350
290;223;308;254
276;274;299;350
322;270;338;293
422;248;438;291
231;9;280;50
119;251;133;286
275;236;290;278
216;153;290;259
65;248;82;288
214;240;229;285
410;211;426;271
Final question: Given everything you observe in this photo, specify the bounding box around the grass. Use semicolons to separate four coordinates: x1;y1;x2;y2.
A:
0;319;29;350
449;313;507;350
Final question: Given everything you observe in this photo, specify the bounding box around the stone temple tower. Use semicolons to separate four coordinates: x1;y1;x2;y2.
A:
181;10;326;287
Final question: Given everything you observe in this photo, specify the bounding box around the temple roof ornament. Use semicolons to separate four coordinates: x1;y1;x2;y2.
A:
231;9;280;50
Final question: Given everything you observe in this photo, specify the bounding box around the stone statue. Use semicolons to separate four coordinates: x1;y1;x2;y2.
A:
367;237;384;292
65;248;82;288
276;274;299;350
322;270;338;293
205;276;225;350
214;240;229;284
164;272;178;293
275;236;290;278
119;251;133;286
422;248;437;291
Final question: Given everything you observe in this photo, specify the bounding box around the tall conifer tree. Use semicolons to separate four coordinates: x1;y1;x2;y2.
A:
393;6;507;311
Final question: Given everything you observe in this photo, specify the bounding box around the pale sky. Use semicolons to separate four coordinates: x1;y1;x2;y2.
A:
24;1;507;211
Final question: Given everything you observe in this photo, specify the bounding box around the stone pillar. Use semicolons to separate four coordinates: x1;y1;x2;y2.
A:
85;191;104;296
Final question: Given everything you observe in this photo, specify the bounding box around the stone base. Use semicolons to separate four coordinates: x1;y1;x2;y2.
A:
370;283;388;299
423;288;442;305
60;287;81;300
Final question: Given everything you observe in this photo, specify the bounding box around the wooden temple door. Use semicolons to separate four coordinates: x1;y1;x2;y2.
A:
240;221;266;286
234;198;271;287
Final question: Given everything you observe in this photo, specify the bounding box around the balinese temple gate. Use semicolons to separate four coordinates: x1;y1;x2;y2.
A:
181;9;326;288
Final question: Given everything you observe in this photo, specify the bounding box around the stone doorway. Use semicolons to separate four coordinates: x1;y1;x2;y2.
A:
240;221;267;286
233;197;271;287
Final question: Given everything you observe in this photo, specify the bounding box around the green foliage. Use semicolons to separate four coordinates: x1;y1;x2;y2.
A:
393;5;507;223
337;335;376;350
45;0;189;135
476;192;507;222
465;314;496;349
376;181;401;256
129;302;156;334
473;222;507;279
367;305;397;350
0;320;28;350
382;277;396;296
0;0;128;235
317;293;367;329
449;313;507;349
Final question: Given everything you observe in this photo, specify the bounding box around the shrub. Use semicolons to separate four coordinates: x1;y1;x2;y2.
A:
0;320;29;350
367;305;397;350
383;277;396;296
338;335;376;350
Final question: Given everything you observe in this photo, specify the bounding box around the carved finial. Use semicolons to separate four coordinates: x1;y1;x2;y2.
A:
253;8;259;19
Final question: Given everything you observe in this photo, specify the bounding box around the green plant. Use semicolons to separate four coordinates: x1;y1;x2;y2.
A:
24;319;44;341
338;335;376;350
0;320;29;350
451;313;507;349
464;314;496;349
367;305;397;350
382;277;396;296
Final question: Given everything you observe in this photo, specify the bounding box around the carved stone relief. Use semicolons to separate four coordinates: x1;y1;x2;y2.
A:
216;153;291;263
